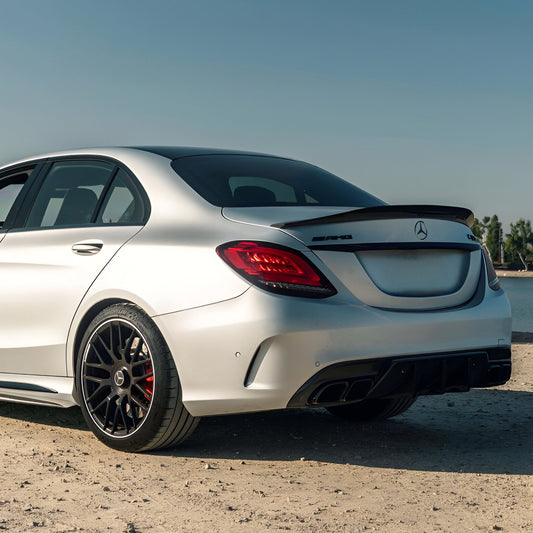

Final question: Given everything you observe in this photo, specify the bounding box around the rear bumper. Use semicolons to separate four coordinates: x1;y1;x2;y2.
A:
153;285;512;417
287;348;512;408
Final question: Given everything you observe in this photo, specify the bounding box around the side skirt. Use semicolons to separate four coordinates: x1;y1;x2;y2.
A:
0;374;77;408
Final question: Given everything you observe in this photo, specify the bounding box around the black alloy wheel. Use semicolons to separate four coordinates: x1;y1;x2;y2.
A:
76;304;198;452
81;317;155;437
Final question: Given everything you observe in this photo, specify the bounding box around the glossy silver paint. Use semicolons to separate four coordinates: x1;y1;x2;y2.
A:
0;147;512;415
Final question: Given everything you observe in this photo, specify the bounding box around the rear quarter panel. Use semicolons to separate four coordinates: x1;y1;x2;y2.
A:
66;216;305;376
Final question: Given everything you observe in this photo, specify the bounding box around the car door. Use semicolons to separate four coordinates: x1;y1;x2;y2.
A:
0;159;147;376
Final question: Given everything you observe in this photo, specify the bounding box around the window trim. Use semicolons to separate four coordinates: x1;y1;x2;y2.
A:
7;156;151;232
0;163;45;232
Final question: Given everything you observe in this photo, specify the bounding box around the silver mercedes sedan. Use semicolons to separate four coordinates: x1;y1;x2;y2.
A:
0;147;511;451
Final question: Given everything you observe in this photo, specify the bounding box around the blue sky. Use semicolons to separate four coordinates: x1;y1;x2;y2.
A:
1;0;531;229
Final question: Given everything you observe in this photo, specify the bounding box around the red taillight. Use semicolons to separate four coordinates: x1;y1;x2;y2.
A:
217;241;337;298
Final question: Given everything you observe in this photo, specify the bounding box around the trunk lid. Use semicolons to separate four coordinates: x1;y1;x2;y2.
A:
223;205;482;311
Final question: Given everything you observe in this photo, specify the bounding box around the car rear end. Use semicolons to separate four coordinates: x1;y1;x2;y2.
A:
152;151;512;416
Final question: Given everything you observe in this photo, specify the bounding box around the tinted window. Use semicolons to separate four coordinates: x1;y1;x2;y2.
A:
228;176;298;203
0;171;31;228
26;161;114;228
171;155;384;208
97;169;145;224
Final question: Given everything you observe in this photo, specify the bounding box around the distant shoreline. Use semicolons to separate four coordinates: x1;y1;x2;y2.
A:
496;269;533;278
512;331;533;342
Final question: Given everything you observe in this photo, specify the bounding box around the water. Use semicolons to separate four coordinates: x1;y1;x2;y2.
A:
499;277;533;332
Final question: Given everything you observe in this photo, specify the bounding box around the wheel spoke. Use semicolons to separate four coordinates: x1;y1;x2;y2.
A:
132;338;145;363
127;398;140;429
118;399;130;433
90;392;111;414
102;397;113;431
133;382;152;402
110;401;121;434
85;375;106;384
124;331;136;363
132;359;149;368
84;361;105;370
96;334;113;360
108;323;116;360
86;383;108;403
133;370;153;382
130;392;149;410
91;343;107;365
116;322;124;356
110;322;125;362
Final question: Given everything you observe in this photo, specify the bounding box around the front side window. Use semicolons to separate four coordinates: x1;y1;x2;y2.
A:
171;155;385;208
25;161;114;228
0;169;32;228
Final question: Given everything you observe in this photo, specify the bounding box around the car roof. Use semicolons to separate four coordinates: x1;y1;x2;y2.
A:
0;146;292;171
130;146;286;160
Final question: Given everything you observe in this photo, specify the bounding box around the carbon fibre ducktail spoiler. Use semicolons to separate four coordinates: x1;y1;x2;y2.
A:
274;205;475;229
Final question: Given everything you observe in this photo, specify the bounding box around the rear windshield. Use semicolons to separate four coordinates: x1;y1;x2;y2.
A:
171;155;385;208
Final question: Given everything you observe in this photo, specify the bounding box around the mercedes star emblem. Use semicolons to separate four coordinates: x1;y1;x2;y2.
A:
114;370;125;387
414;220;428;240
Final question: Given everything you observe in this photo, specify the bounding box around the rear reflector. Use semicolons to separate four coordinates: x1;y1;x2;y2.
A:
217;241;337;298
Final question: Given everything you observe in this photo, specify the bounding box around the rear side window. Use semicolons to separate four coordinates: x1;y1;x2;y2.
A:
171;155;385;208
0;169;32;228
97;169;145;224
26;161;114;228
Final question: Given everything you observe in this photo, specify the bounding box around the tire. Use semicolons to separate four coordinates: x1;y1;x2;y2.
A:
326;397;416;422
76;303;198;452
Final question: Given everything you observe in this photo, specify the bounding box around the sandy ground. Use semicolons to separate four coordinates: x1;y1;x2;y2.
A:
0;338;531;533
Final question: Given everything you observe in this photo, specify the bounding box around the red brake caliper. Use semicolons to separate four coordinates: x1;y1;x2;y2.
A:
144;362;154;400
